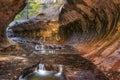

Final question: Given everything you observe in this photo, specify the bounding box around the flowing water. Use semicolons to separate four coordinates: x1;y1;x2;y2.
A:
19;64;65;80
10;37;77;54
10;37;108;80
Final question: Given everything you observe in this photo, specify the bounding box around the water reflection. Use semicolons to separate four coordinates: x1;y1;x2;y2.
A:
24;71;64;80
19;64;65;80
18;54;109;80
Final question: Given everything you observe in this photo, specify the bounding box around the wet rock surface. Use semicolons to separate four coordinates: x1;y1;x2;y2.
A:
19;55;108;80
0;53;108;80
0;36;119;80
0;0;26;48
0;0;120;80
0;37;108;80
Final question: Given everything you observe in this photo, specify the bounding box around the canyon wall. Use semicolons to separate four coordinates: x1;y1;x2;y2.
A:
0;0;26;49
1;0;120;79
59;0;120;78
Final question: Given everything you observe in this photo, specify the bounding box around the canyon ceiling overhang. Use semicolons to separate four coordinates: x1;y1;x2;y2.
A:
0;0;120;79
0;0;26;49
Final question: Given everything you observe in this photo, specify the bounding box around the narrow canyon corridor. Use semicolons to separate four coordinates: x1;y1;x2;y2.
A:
0;0;120;80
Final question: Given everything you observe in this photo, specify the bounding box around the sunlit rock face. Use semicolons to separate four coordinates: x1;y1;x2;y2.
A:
59;0;120;79
37;0;65;21
0;0;26;49
11;20;60;43
9;0;120;79
10;0;66;43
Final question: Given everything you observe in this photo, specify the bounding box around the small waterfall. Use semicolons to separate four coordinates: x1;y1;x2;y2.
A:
40;43;46;53
40;43;45;51
19;64;65;80
58;65;63;73
55;65;64;76
38;64;45;70
37;64;50;76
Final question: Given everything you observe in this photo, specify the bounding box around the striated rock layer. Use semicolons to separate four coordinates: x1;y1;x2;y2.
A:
2;0;120;79
59;0;120;79
0;0;26;48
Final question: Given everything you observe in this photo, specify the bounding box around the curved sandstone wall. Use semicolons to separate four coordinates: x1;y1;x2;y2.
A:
59;0;120;78
9;0;120;79
0;0;26;48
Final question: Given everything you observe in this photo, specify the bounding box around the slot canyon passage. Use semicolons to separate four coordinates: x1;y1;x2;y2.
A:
0;0;120;80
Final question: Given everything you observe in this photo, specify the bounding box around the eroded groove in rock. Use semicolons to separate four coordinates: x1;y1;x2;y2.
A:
9;0;120;79
0;0;26;48
59;0;119;42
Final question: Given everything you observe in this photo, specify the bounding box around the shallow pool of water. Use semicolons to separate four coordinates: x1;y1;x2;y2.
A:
23;70;65;80
19;64;66;80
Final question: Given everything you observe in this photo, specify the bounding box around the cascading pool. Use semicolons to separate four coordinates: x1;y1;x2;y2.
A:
19;64;65;80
